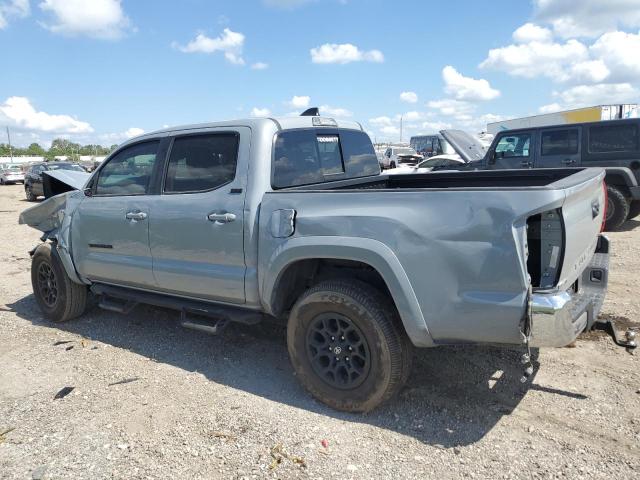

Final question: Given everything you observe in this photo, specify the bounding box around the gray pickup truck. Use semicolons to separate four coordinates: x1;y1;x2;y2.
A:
20;114;610;412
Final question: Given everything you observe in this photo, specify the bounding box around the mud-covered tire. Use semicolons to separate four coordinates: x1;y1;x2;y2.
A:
25;184;37;201
627;200;640;220
31;243;87;322
287;279;413;412
604;185;630;231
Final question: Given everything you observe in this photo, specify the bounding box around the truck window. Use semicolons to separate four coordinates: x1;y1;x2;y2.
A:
588;123;639;153
164;133;239;193
95;141;160;196
273;129;378;188
495;133;530;157
541;129;578;156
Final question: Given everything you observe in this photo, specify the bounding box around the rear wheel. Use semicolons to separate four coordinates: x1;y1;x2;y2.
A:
628;201;640;220
604;185;630;231
31;243;88;322
287;279;413;412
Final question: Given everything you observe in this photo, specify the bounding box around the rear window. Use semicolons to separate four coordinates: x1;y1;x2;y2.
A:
588;123;639;153
541;129;579;156
272;129;378;188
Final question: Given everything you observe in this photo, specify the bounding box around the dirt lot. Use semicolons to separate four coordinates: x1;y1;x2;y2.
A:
1;183;639;479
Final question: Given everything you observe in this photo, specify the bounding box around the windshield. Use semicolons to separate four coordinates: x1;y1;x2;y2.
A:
441;139;456;155
48;164;85;172
394;148;416;155
417;158;440;168
7;165;22;171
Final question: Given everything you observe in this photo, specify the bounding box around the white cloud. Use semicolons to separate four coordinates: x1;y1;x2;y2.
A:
420;120;453;132
380;125;399;136
394;111;423;122
319;105;352;117
427;99;475;118
480;39;588;79
310;43;384;64
0;0;29;29
0;96;93;134
250;107;271;117
288;95;310;109
512;22;553;43
39;0;131;40
369;116;393;127
399;91;418;103
539;103;563;114
173;28;245;65
124;127;144;139
534;0;640;38
590;30;640;83
251;62;269;70
554;83;639;107
442;66;500;101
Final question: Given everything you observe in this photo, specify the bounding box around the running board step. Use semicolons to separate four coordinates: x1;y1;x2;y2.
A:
98;297;137;314
90;283;264;326
180;310;230;335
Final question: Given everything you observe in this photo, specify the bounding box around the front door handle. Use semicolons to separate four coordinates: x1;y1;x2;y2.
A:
207;212;236;224
562;158;576;165
521;160;533;168
125;211;147;221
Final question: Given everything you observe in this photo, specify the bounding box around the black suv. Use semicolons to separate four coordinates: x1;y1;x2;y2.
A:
444;119;640;230
24;162;86;201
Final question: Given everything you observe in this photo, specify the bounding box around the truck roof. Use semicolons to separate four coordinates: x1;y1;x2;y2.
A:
122;116;364;149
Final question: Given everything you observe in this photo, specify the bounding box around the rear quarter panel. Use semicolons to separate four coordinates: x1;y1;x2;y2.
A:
259;186;569;346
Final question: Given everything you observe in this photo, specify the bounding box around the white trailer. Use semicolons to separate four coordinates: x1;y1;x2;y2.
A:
487;104;639;134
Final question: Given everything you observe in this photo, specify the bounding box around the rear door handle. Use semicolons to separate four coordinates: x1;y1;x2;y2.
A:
125;211;147;221
562;158;576;165
207;212;236;224
520;161;533;168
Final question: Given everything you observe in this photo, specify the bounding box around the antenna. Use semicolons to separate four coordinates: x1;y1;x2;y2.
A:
300;107;320;117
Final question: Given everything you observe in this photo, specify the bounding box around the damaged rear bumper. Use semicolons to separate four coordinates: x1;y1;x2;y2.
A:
529;235;609;348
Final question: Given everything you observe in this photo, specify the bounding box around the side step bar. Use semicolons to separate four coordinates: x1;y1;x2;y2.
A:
91;284;264;333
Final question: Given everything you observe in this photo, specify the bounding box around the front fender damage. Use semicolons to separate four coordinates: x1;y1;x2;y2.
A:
19;190;87;285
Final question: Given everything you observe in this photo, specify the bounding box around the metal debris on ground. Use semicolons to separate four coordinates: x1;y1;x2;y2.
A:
0;427;15;444
53;386;74;400
269;443;306;470
53;340;72;346
210;431;237;442
108;377;141;387
65;345;74;351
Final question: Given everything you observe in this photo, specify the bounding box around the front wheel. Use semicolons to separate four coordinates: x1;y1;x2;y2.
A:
31;243;88;322
604;185;630;231
25;184;37;201
287;279;413;412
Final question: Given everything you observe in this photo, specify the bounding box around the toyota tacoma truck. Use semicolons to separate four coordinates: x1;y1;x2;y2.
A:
20;113;610;412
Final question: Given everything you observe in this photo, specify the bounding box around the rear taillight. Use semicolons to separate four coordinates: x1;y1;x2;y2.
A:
526;208;564;289
600;181;607;233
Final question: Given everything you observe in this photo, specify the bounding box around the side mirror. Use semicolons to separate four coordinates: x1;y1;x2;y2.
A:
83;187;93;197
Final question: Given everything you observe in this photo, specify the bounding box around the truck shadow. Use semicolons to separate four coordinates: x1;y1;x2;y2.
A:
7;295;584;448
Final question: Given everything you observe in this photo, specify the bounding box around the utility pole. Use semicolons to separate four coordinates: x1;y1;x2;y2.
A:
399;115;403;143
6;127;13;164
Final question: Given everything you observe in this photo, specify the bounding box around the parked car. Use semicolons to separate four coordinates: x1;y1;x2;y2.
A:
409;134;457;158
0;164;25;184
380;146;422;169
20;113;610;412
24;162;86;201
386;155;465;174
440;118;640;230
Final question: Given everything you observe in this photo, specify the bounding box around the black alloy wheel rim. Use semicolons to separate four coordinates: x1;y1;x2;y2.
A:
37;262;58;307
306;313;371;390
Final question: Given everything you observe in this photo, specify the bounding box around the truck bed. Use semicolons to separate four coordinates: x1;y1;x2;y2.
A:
287;168;586;191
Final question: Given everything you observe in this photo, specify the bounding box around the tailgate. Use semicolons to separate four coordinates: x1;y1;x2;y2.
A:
555;169;606;291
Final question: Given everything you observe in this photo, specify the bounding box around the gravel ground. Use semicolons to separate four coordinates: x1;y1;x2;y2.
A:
1;183;639;479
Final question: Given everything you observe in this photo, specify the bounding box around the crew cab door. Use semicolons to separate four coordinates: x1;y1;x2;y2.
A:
72;140;165;288
148;128;249;304
536;127;581;168
487;131;533;169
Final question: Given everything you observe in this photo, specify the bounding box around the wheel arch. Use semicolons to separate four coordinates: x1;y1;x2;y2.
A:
260;236;433;347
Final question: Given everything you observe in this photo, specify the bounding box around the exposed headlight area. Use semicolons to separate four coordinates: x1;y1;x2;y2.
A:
526;209;564;289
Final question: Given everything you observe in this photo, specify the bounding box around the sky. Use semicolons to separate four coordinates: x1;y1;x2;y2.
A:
1;0;640;147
